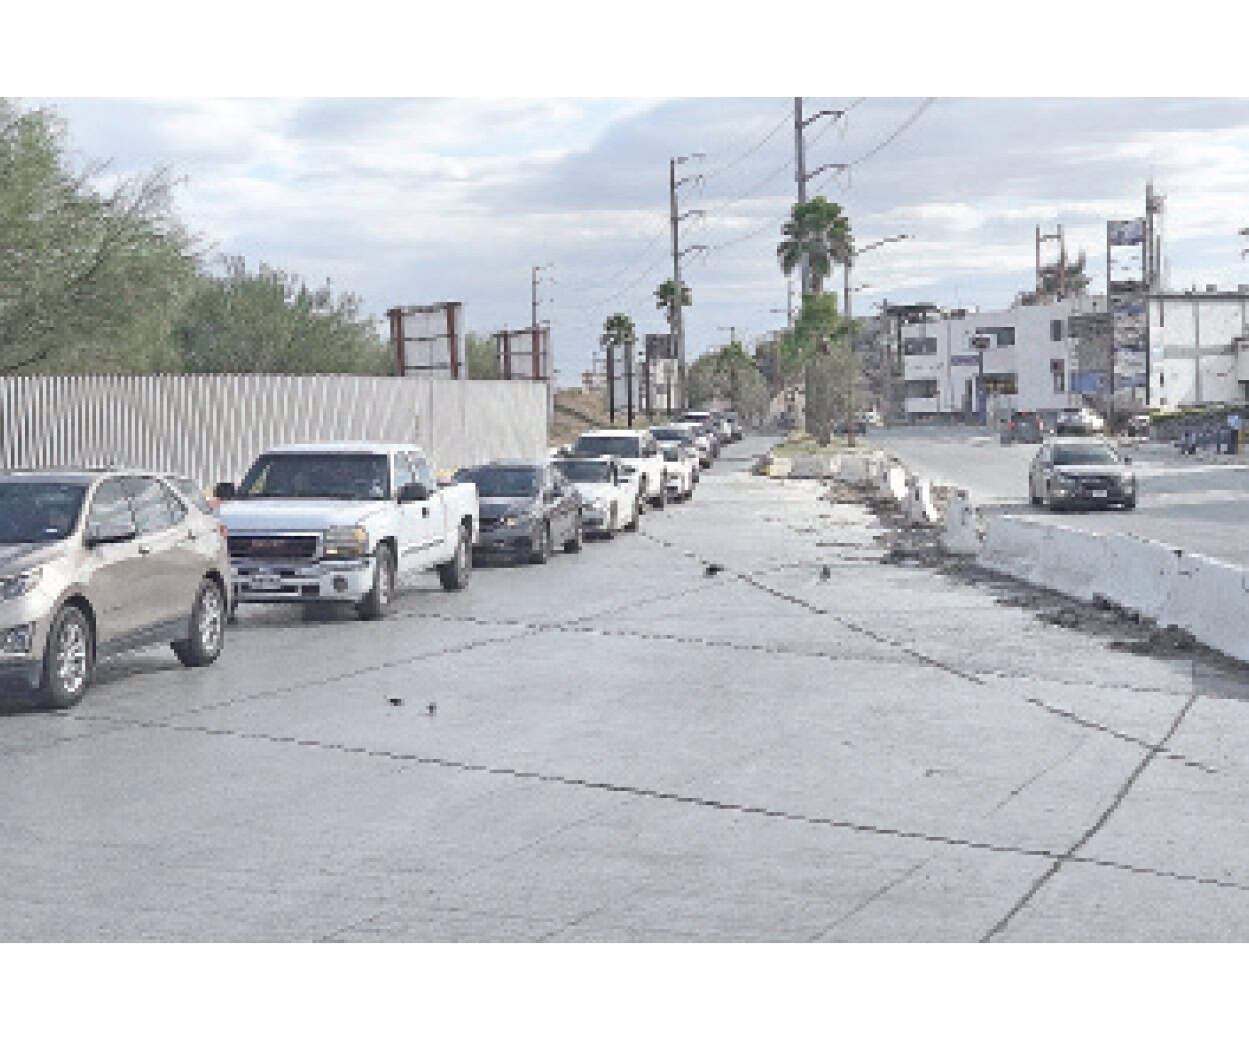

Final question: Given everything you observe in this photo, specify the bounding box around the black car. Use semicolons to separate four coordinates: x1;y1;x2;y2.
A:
1000;410;1044;444
1028;438;1136;510
453;461;583;563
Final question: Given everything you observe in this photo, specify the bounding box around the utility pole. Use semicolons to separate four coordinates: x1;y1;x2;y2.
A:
668;154;705;411
793;97;847;297
532;263;553;419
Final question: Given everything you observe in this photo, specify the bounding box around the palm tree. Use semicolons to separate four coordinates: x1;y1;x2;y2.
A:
777;196;853;296
601;312;635;350
654;278;692;326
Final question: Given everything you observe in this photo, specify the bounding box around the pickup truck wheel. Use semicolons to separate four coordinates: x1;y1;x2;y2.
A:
624;504;639;532
563;514;584;553
437;526;471;590
357;543;394;619
172;578;226;667
651;486;666;510
529;523;552;564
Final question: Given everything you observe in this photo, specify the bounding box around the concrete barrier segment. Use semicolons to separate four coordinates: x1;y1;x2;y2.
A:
978;515;1047;583
1090;534;1182;621
1033;522;1109;602
903;475;939;525
940;489;982;555
1157;553;1249;662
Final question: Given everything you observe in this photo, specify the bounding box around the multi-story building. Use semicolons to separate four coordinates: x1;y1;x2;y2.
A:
1148;288;1249;409
899;295;1108;423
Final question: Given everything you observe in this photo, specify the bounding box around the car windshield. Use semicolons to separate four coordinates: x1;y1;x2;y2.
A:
574;436;640;458
1053;445;1120;466
652;428;691;443
168;476;214;514
555;460;610;484
0;481;87;543
456;467;539;497
661;445;680;461
237;453;390;500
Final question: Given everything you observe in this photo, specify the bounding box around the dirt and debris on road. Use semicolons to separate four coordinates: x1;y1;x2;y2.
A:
811;463;1249;686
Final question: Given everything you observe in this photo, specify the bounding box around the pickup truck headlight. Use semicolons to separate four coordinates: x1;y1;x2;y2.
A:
0;567;43;601
323;525;369;557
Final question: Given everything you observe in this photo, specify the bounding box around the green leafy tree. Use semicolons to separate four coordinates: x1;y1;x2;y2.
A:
465;331;499;379
780;293;859;445
654;278;691;326
0;100;199;374
688;340;770;426
172;256;390;374
777;196;853;295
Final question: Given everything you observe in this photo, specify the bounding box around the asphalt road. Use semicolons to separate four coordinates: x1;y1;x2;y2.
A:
873;426;1249;567
4;433;1249;940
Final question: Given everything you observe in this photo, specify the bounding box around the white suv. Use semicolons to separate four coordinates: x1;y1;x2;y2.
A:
572;430;669;510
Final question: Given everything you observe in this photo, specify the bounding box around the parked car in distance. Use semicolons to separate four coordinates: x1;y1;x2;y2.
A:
1054;407;1106;436
1126;414;1152;440
572;429;668;510
455;460;583;563
0;469;231;708
678;412;722;459
1028;437;1136;510
217;442;478;619
1000;410;1044;444
552;455;639;537
659;442;698;501
652;423;710;471
722;411;744;441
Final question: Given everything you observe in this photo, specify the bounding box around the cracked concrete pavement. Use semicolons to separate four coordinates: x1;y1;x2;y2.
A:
3;435;1249;941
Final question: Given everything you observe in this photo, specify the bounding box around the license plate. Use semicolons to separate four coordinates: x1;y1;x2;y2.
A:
249;577;284;591
1091;489;1108;498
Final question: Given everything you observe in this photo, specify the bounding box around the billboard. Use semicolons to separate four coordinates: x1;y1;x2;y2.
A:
493;326;549;382
1108;218;1145;246
645;333;675;359
388;302;463;379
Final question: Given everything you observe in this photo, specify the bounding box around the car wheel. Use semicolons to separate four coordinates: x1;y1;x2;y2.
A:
172;578;226;667
40;603;94;709
1029;476;1042;506
1124;494;1137;511
437;525;472;590
604;505;618;539
624;503;640;532
652;486;666;510
356;542;394;619
529;523;552;564
563;514;584;553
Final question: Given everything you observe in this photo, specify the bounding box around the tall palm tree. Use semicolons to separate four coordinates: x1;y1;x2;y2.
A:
601;312;635;350
654;278;692;326
777;196;853;296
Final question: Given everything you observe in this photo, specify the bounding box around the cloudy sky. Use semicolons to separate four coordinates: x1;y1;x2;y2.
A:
13;11;1249;386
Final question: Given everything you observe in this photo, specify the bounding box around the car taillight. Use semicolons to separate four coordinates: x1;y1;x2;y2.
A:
218;522;228;540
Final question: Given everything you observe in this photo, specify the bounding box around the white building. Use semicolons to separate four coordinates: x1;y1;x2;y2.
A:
900;296;1108;422
1149;290;1249;409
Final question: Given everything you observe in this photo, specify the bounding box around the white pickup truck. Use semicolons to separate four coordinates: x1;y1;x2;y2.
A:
215;441;478;619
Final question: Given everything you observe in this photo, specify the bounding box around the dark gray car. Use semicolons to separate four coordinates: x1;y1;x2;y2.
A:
1028;438;1137;510
455;461;583;563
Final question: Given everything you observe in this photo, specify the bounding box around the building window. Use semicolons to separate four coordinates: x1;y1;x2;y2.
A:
904;379;938;398
982;373;1018;395
1050;359;1065;392
902;337;938;356
976;326;1016;346
1051;319;1064;342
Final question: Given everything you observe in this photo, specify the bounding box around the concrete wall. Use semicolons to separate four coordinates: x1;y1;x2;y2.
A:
1149;294;1249;408
0;374;548;487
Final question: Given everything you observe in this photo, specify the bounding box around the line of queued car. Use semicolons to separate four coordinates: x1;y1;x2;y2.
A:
459;409;743;563
0;410;744;709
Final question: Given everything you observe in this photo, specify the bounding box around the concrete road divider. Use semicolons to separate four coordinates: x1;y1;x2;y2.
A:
880;463;908;503
1157;553;1249;662
978;515;1046;583
941;490;981;554
1090;534;1181;621
1033;522;1109;602
903;475;939;525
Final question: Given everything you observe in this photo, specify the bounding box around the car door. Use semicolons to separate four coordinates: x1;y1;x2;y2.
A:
122;475;198;630
80;477;148;650
393;452;426;576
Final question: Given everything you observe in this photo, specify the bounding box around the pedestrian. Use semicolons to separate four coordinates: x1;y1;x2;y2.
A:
1229;412;1242;455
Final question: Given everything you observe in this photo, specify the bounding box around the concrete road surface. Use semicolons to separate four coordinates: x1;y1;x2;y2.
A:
3;435;1249;940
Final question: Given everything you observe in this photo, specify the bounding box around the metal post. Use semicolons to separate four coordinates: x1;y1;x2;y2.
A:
625;340;634;427
606;340;615;423
794;98;808;298
669;159;686;410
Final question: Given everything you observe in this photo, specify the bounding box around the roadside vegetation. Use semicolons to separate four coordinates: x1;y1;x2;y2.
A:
1;99;390;377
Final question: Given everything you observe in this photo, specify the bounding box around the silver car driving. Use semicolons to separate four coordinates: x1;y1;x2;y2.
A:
0;469;231;708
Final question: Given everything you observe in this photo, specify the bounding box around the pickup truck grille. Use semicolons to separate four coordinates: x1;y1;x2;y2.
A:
229;534;319;559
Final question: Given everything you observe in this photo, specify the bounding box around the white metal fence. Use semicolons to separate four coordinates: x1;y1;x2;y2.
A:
0;374;548;488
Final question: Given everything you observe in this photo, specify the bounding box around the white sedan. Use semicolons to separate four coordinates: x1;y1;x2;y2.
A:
552;455;640;537
660;442;698;502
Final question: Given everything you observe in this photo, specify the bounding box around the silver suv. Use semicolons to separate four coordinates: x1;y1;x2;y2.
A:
0;470;231;708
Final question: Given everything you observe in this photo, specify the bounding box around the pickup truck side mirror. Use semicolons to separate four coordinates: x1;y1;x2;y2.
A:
214;481;235;500
398;482;430;503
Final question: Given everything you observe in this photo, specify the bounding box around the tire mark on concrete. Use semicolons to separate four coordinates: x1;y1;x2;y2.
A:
981;692;1200;942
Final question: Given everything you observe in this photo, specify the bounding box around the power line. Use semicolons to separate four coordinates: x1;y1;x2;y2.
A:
699;105;793;185
811;98;935;195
